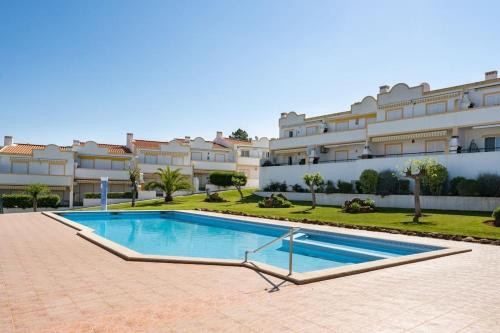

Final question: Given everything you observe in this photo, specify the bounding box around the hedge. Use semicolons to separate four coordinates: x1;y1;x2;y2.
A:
1;194;60;209
209;171;246;187
37;194;61;208
1;194;32;209
359;169;378;194
84;192;134;199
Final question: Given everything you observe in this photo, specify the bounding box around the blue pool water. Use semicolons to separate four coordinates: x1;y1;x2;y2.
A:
58;211;443;273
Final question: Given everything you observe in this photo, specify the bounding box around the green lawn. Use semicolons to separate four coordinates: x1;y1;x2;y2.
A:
80;189;499;240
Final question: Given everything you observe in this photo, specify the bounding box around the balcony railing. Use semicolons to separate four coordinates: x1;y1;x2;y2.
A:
262;148;500;166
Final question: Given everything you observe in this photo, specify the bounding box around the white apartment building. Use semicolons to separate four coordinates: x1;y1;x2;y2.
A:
0;131;269;207
261;71;500;188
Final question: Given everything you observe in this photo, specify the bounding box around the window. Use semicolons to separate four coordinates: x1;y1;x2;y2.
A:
111;160;125;170
485;137;499;152
288;130;294;138
95;159;111;169
215;154;225;162
49;164;65;175
12;162;28;174
306;126;317;136
426;140;446;153
334;151;348;161
191;152;202;161
172;157;183;165
426;102;447;115
386;109;402;121
241;150;250;157
335;121;349;131
485;93;500;106
80;158;93;168
385;144;402;155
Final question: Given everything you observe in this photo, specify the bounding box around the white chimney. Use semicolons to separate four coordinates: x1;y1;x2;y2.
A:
184;136;191;141
485;70;498;81
379;85;390;93
280;112;288;118
216;131;223;138
126;133;133;149
4;136;13;146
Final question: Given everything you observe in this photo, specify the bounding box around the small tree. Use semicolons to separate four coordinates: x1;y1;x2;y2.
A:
422;163;448;196
359;169;378;194
144;167;192;202
229;128;249;141
303;173;324;209
26;183;50;212
231;174;247;200
128;165;141;207
399;158;439;223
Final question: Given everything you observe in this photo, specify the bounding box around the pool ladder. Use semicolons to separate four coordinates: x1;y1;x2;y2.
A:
244;227;301;276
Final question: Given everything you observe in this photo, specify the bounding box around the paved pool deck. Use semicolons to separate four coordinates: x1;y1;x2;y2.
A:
0;212;499;332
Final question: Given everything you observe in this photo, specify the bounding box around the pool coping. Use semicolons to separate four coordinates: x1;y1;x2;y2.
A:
42;210;471;285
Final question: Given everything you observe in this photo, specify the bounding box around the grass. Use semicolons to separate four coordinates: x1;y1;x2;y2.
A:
80;189;499;240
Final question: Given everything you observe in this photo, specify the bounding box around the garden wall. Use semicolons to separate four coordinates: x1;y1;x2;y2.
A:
255;191;500;212
260;152;500;190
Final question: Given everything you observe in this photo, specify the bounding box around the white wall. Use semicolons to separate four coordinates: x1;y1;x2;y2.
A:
255;192;500;212
260;151;500;188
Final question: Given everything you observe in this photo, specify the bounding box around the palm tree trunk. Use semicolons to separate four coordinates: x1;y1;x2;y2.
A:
165;193;173;202
413;176;422;222
131;185;136;207
237;186;243;200
33;198;37;212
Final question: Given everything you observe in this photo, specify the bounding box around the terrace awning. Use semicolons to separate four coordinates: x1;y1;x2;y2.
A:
272;147;307;154
371;130;448;143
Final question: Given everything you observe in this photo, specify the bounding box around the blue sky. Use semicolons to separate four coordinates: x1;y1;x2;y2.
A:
1;0;498;146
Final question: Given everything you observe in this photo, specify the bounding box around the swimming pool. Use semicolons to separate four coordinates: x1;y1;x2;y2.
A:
47;211;468;283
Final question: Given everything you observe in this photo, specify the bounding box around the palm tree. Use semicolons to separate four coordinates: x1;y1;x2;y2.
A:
144;167;192;202
128;165;141;207
26;183;49;212
303;173;324;209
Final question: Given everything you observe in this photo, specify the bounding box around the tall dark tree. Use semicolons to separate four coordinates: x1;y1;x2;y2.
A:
229;129;249;141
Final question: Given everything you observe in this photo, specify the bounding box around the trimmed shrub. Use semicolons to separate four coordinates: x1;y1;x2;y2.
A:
262;181;288;192
84;192;133;199
337;180;353;194
449;176;466;196
209;171;245;187
1;194;32;209
398;179;410;194
37;195;60;208
422;163;448;196
377;170;399;196
359;169;378;194
493;207;500;227
342;198;376;213
292;184;307;193
204;192;227;202
325;180;336;194
456;179;480;196
355;181;362;194
262;160;273;167
476;173;500;197
258;194;293;208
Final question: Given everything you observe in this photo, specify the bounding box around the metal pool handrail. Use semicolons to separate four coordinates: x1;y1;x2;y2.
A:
244;227;301;276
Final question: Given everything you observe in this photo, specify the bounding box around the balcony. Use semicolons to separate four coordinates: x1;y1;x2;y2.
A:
368;105;500;137
192;160;237;172
138;163;193;175
75;168;129;180
271;129;366;151
0;173;73;186
236;156;261;166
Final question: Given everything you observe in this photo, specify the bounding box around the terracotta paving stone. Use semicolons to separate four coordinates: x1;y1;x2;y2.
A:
1;212;500;332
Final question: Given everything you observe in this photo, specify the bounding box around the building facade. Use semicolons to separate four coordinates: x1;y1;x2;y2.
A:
0;131;270;207
261;71;500;188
